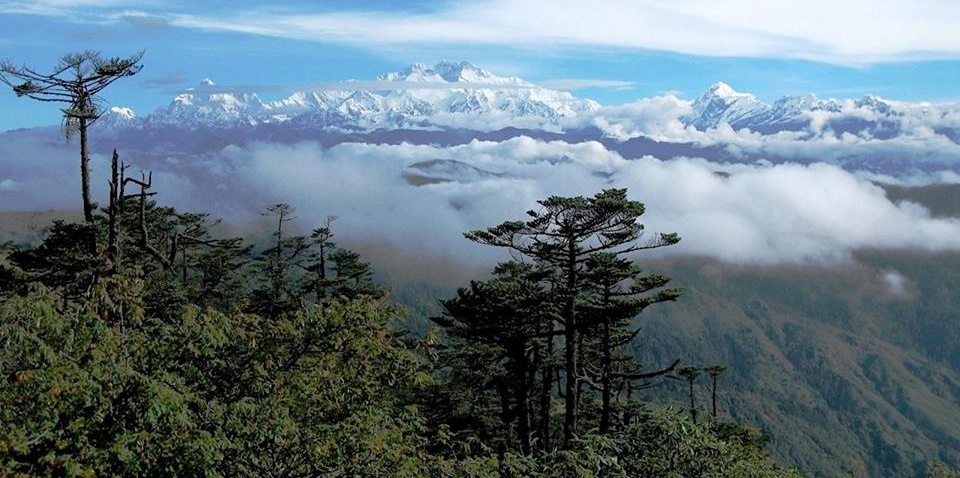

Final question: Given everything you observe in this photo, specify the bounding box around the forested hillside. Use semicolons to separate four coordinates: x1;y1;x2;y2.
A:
0;186;806;476
4;190;960;476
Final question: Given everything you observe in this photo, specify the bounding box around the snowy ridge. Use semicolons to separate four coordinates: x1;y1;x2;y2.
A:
133;62;599;131
686;82;767;130
103;67;960;141
93;106;138;131
680;82;929;135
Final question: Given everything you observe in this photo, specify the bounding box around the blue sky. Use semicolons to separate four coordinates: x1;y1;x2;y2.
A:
1;0;958;131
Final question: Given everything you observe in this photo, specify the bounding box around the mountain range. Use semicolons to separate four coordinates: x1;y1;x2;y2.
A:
96;61;960;149
102;61;598;131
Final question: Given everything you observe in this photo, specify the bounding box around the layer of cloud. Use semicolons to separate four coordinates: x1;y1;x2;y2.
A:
6;1;960;64
168;0;960;64
586;95;692;140
0;0;141;17
538;79;635;90
191;140;960;264
6;129;959;265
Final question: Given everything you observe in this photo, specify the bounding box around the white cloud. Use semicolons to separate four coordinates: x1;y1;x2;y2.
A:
538;79;635;90
160;0;960;64
0;0;139;16
7;1;959;64
585;95;692;140
5;126;960;265
882;270;909;296
128;137;960;265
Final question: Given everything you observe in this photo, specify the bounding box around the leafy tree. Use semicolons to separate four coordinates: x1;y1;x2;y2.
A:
465;188;680;445
0;51;143;222
614;408;800;478
0;283;433;476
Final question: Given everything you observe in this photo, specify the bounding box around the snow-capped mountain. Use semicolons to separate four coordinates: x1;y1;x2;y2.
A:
682;82;847;132
127;62;599;131
94;106;138;131
685;82;769;131
143;78;267;128
98;66;960;155
680;82;930;137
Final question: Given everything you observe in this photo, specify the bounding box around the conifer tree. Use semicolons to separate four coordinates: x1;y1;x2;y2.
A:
580;252;682;433
704;364;728;419
252;203;309;317
327;248;379;299
0;51;143;223
433;261;555;453
679;366;702;424
307;216;337;301
465;188;680;445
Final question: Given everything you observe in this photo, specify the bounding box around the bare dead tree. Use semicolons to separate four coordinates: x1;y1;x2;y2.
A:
120;168;173;272
107;149;121;269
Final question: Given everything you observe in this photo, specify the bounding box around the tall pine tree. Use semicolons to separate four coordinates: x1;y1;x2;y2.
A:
465;188;680;445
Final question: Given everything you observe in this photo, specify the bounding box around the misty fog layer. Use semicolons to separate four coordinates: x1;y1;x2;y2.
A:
3;128;960;264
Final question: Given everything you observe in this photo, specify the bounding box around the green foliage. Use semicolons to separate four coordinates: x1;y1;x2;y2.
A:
420;409;799;477
1;281;430;476
612;409;800;478
0;189;801;476
8;221;101;298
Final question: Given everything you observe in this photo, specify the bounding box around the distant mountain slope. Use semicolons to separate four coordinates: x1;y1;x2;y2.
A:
0;210;81;246
636;253;960;477
380;244;960;477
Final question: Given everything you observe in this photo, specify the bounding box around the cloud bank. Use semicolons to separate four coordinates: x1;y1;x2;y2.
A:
4;129;960;265
152;138;960;264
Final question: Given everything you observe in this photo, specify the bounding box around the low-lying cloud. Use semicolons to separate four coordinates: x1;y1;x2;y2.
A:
4;129;960;264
